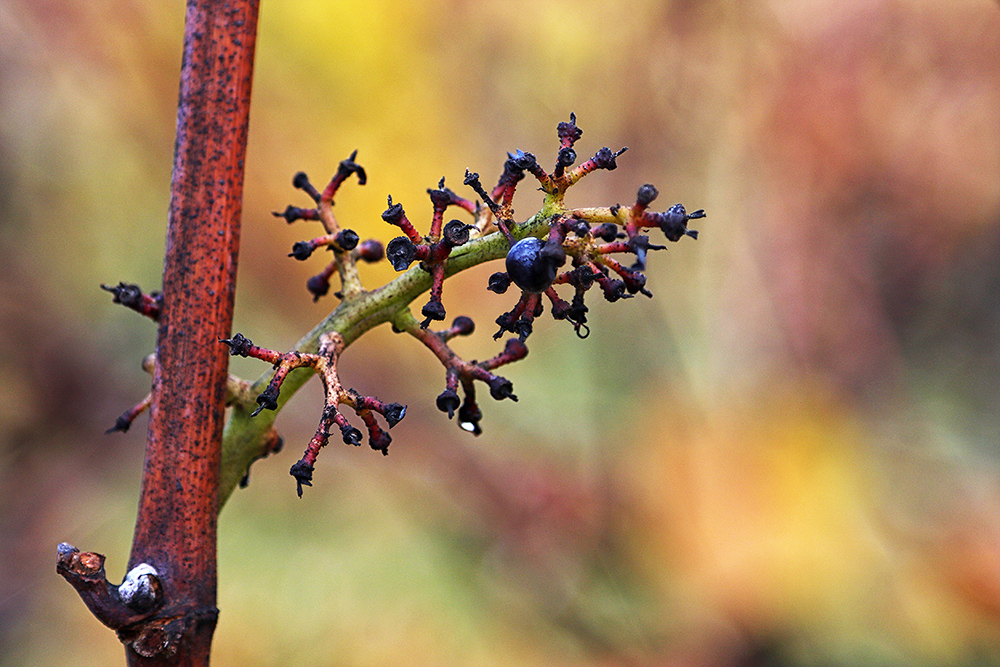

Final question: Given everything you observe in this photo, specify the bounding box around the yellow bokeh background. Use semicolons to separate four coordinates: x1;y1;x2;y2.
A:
1;1;999;665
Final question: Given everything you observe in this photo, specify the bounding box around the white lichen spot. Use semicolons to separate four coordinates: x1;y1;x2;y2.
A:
119;563;159;606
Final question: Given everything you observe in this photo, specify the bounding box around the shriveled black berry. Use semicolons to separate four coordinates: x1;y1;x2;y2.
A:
436;389;460;418
442;220;472;246
658;204;689;241
421;300;446;324
289;242;313;260
357;239;384;263
452;316;475;336
457;400;483;436
592;146;627;170
539;239;566;267
557;146;576;168
221;332;254;357
253;387;280;416
591;223;619;242
487;376;517;401
505;237;558;294
507;149;538;172
340;423;363;446
600;278;627;302
567;219;590;237
381;198;405;224
289;461;314;497
306;274;330;300
386;236;416;271
636;184;659;207
335;229;359;251
658;204;704;242
382;402;407;428
488;272;512;294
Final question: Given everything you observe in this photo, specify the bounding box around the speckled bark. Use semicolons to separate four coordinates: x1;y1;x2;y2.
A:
125;1;258;664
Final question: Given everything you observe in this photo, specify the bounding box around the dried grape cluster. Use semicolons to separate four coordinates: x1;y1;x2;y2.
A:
110;115;703;495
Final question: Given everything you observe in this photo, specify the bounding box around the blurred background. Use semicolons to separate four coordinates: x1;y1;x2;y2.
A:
2;0;999;664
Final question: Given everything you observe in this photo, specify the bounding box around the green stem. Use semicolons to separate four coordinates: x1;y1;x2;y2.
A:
218;211;552;503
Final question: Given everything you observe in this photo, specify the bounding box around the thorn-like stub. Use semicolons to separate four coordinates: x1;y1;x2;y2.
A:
106;415;132;434
118;564;161;613
274;205;309;223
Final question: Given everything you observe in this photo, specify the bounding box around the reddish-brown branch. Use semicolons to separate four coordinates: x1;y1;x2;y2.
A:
59;1;260;664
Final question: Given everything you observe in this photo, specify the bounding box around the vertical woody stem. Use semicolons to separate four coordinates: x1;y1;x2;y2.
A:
126;1;258;664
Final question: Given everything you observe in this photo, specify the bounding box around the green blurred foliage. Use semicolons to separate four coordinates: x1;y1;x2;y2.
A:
2;0;999;665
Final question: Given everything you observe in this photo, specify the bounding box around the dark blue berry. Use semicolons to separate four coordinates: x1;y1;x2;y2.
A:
505;237;558;294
